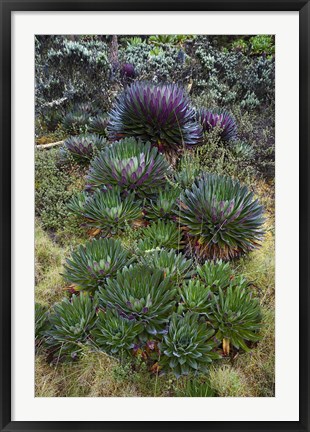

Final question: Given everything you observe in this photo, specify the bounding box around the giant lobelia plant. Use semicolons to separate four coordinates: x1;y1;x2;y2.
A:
178;172;265;260
196;108;238;142
159;312;221;377
91;309;143;355
107;81;203;155
46;293;97;360
62;238;133;292
67;187;142;236
208;284;262;356
86;137;170;198
98;265;176;336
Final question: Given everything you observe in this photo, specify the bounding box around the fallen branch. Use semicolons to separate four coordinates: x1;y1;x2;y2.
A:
36;140;64;150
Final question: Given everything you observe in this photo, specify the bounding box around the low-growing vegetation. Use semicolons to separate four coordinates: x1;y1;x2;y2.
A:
35;34;275;397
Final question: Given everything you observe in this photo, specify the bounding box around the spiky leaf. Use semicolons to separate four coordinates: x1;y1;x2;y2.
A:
144;186;181;221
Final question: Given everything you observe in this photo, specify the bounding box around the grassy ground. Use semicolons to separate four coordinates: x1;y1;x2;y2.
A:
35;172;275;397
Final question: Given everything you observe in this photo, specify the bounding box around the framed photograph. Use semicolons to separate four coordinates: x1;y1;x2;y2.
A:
1;0;309;431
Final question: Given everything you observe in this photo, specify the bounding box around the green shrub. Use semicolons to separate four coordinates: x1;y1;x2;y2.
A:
35;303;49;342
126;36;145;47
61;134;107;164
138;249;194;282
143;186;181;221
137;220;183;251
208;285;262;355
35;36;111;130
231;38;248;53
107;81;202;155
159;312;220;377
178;280;212;314
98;265;176;335
176;378;216;397
231;141;254;159
148;35;176;45
178;172;265;260
86;138;170;198
173;152;201;189
232;106;275;178
249;35;275;56
67;187;142;236
46;293;97;360
91;309;143;355
120;42;192;85
62;238;133;292
194;37;274;108
197;260;233;292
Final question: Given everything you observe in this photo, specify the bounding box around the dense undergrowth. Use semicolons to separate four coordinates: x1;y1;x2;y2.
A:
35;34;275;397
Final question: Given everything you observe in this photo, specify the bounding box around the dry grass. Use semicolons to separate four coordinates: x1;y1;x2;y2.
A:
35;220;68;306
209;365;249;397
234;306;275;397
35;348;179;397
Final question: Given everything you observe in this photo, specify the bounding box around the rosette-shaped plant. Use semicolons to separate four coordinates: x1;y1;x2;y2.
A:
178;173;265;260
144;186;181;221
107;81;203;153
208;285;262;355
62;134;107;163
67;187;142;235
91;309;143;355
137;220;183;252
62;103;95;135
62;238;132;292
46;294;97;359
174;167;200;190
196;108;238;142
197;260;248;293
178;280;212;314
197;260;233;292
138;249;194;282
88;114;108;136
98;265;176;335
86;138;169;198
62;111;90;135
159;313;220;377
232;141;254;159
174;152;201;190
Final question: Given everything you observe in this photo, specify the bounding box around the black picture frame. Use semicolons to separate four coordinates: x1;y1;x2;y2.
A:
1;1;309;431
